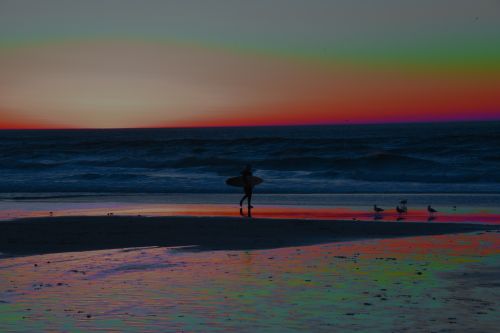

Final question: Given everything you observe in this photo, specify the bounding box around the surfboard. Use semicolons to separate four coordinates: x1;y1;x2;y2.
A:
225;176;263;187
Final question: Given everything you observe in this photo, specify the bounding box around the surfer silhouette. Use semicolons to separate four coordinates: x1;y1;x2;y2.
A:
239;164;254;216
225;164;263;218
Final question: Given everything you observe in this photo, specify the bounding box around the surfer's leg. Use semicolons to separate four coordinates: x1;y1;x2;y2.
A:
240;194;248;207
247;192;253;209
247;194;252;217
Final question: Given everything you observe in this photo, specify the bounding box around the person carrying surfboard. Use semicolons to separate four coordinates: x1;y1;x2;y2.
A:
225;165;263;217
239;164;254;211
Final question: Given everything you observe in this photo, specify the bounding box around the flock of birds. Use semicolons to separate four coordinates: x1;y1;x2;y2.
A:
48;200;441;220
373;200;438;217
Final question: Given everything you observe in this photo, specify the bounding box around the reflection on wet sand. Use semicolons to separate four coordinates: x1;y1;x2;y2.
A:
0;232;498;332
1;204;499;224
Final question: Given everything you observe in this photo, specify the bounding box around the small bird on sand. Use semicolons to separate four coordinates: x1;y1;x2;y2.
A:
373;205;384;213
427;205;437;215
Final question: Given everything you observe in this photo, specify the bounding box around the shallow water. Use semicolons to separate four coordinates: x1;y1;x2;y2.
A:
1;193;500;224
1;232;498;332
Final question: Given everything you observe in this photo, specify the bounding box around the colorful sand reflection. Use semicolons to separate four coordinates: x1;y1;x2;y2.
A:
1;203;499;224
0;232;498;332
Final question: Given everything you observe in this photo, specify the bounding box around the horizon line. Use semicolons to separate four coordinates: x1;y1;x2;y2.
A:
0;118;499;131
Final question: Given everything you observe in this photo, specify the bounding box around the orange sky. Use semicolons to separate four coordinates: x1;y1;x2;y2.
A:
0;41;498;129
1;1;499;129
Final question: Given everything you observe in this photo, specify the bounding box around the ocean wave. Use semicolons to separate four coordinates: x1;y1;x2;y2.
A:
1;122;499;194
69;153;439;172
66;173;143;181
0;159;64;170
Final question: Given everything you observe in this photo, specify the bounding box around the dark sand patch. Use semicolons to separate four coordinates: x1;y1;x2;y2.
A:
0;216;496;255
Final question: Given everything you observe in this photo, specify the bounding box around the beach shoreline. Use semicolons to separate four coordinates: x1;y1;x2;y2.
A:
1;215;497;256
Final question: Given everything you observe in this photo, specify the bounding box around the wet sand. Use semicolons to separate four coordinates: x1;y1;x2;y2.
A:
2;199;500;224
1;232;499;332
0;215;496;256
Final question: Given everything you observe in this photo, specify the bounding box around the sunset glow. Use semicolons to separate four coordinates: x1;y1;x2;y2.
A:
1;1;499;129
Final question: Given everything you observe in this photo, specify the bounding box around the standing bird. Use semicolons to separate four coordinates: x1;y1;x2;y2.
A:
427;205;437;215
399;199;408;211
396;205;406;215
373;205;384;213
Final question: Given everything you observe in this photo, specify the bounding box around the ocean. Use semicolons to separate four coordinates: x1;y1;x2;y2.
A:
1;121;499;197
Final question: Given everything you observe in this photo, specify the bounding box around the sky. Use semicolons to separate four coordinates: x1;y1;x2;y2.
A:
0;0;499;129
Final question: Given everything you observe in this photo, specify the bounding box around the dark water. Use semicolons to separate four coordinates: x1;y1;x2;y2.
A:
0;122;499;197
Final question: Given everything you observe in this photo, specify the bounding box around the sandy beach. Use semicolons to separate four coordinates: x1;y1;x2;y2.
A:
1;215;496;256
1;225;498;332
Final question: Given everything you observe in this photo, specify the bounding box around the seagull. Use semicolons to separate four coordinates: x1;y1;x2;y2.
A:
427;205;437;215
374;205;384;213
